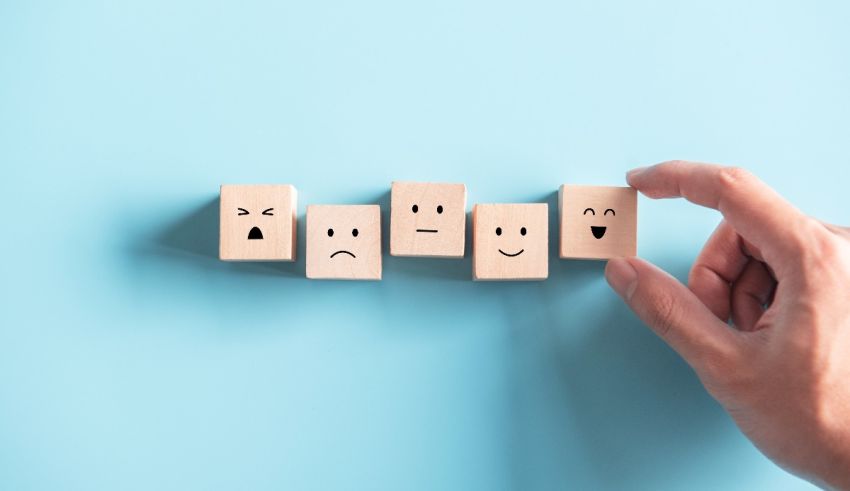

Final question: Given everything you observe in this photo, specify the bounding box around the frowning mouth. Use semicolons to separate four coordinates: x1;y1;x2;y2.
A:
499;249;524;257
330;250;356;258
416;229;438;233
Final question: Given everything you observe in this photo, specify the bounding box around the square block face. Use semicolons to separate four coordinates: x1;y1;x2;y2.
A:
306;205;382;280
390;181;466;257
473;203;548;281
559;185;637;260
220;184;297;261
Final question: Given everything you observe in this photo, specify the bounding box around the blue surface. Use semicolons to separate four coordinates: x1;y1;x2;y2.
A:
1;1;848;489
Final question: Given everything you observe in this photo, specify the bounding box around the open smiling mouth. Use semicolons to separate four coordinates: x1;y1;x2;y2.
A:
591;226;607;239
330;250;356;258
499;249;524;257
416;229;438;233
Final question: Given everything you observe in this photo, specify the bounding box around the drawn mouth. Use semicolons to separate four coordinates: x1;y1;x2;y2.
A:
499;249;524;257
591;226;607;239
416;229;438;233
330;250;356;258
248;226;264;240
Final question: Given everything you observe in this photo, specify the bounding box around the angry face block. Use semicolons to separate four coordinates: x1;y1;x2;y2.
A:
219;184;297;261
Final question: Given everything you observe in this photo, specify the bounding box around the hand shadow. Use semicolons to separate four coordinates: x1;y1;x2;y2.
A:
503;253;732;489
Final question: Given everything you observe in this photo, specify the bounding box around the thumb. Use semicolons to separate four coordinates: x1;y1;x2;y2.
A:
605;257;741;374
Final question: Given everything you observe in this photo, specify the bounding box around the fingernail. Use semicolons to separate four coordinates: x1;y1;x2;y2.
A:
626;166;648;182
605;258;638;300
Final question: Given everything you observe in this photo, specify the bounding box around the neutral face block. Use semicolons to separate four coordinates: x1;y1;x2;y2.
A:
472;203;548;281
559;185;637;260
390;181;467;258
306;205;382;280
220;184;297;261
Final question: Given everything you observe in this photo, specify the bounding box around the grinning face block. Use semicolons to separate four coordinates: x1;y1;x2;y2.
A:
390;181;467;258
306;205;382;280
559;185;637;260
219;184;297;261
472;203;548;281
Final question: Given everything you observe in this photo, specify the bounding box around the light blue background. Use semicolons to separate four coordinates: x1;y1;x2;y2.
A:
1;1;847;489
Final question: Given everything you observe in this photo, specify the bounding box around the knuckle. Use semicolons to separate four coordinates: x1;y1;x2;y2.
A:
793;219;846;271
716;166;754;191
646;292;680;340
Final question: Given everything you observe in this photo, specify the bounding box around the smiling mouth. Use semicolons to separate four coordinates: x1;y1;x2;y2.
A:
499;249;524;257
330;250;356;258
591;226;607;239
416;229;438;233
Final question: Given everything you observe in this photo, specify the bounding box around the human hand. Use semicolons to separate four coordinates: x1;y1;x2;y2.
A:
605;161;850;490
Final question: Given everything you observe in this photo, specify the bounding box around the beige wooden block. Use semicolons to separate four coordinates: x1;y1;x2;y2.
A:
559;185;637;260
219;184;297;261
306;205;382;280
390;181;466;258
472;203;548;281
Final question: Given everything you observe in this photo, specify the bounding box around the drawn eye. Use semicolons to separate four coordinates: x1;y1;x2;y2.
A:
604;208;615;216
520;227;527;236
238;208;249;216
327;228;334;237
495;227;502;236
262;208;274;216
352;228;359;237
437;205;443;214
412;204;419;213
583;208;595;215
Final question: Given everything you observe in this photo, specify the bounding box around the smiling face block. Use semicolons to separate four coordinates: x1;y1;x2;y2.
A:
472;203;548;281
219;184;297;261
390;181;467;258
559;185;637;260
306;205;382;280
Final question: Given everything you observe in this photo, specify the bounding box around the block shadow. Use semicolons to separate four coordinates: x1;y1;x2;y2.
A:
130;195;303;279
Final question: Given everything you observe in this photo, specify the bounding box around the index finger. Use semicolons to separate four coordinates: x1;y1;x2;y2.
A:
627;161;809;261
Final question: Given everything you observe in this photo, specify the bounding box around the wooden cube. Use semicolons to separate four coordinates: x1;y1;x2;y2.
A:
390;181;467;258
472;203;548;281
559;185;637;260
219;184;297;261
306;205;382;280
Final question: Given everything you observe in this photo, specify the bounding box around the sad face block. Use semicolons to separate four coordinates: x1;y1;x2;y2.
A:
559;185;637;260
472;203;548;281
219;184;297;261
306;205;382;280
390;181;467;258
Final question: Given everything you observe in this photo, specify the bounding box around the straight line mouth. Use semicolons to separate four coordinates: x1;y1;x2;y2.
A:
416;229;438;233
499;249;524;257
330;250;356;258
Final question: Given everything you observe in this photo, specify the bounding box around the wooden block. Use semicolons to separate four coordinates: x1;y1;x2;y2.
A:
559;185;637;260
306;205;382;280
390;181;467;258
472;203;548;281
219;184;297;261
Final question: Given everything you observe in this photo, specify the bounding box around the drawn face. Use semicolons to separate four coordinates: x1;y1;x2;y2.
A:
559;185;637;260
219;184;297;261
306;205;382;280
582;206;616;239
390;182;466;257
473;203;548;280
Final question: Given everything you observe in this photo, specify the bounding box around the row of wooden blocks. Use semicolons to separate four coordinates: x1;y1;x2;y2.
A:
219;182;637;280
